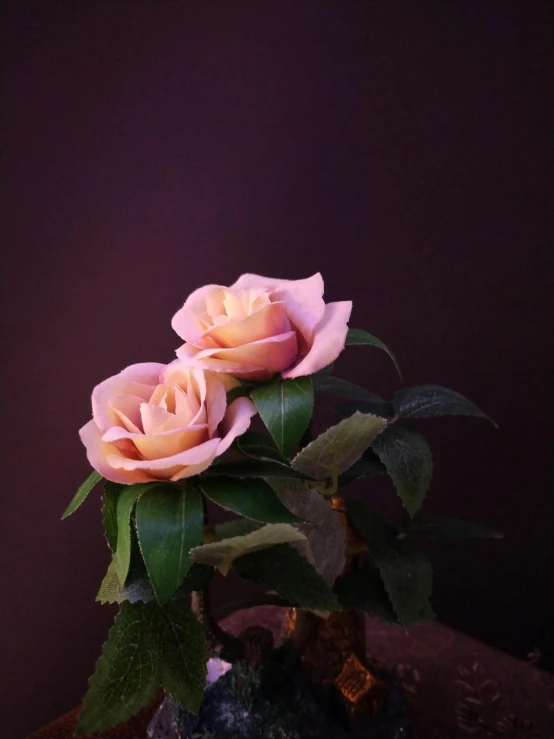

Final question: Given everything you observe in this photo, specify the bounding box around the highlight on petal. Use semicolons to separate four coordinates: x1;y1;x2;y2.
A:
203;301;291;349
216;396;257;456
282;300;352;379
271;273;325;344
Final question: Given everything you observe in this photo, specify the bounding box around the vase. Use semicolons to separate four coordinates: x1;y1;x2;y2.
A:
147;496;412;739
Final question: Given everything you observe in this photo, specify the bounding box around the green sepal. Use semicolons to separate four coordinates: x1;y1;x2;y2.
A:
61;470;102;520
113;483;153;585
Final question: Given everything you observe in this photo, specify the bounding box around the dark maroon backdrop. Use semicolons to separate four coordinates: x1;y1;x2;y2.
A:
2;3;553;737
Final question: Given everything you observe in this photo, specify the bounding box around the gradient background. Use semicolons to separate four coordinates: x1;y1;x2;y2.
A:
2;3;552;737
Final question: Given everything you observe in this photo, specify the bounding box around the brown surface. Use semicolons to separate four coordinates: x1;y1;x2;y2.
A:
26;609;554;739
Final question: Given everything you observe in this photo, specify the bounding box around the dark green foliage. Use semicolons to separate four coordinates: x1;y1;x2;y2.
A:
251;377;314;458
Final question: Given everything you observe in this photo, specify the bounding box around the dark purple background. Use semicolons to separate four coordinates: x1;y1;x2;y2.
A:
2;3;552;737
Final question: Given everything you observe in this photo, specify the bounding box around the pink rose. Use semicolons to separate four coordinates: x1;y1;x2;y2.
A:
79;361;256;484
171;273;352;381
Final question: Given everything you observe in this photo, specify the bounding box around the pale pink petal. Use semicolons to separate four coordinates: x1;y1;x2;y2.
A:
272;273;325;344
91;362;164;432
170;304;206;344
79;420;151;484
202;302;291;349
282;301;352;379
171;284;222;340
230;273;289;291
110;394;146;432
230;273;325;345
216;397;257;456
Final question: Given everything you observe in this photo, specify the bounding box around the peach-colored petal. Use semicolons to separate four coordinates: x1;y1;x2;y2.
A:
140;402;172;435
204;372;228;437
102;423;208;460
216;397;257;456
231;273;325;343
175;343;264;377
282;300;352;379
191;332;298;379
91;362;164;432
79;420;151;484
169;456;219;481
202;301;291;349
108;437;221;471
171;284;222;340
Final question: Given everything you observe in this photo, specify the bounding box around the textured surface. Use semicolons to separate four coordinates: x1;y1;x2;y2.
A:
26;609;554;739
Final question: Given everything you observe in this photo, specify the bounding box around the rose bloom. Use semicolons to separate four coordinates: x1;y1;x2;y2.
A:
79;361;256;484
171;273;352;381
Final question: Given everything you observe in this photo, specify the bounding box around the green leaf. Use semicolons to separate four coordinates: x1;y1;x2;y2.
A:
226;384;252;404
236;430;287;464
251;377;314;458
205;459;303;478
102;482;121;552
407;512;504;540
113;483;152;585
291;412;385;481
371;425;433;517
269;478;345;585
336;399;394;419
375;541;435;627
313;374;386;405
135;484;203;604
345;500;434;627
175;563;214;595
76;602;160;735
338;450;386;486
345;499;398;550
234;543;340;613
154;599;208;714
200;477;303;524
334;567;399;624
345;328;402;379
191;523;306;575
393;384;495;424
61;470;102;519
96;560;155;605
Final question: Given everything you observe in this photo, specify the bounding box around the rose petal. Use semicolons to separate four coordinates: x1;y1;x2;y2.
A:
202;301;291;349
204;372;228;437
231;273;325;344
177;332;298;380
216;396;257;456
79;420;151;484
108;437;221;472
282;300;352;379
92;362;164;432
175;343;263;377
